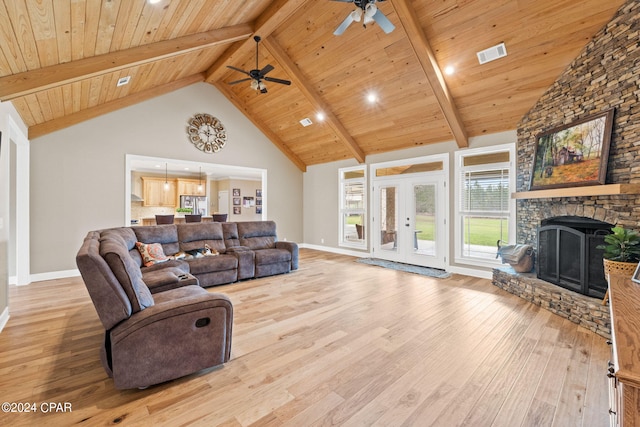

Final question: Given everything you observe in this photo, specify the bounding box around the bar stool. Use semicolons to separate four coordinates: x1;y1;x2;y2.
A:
212;214;228;222
185;214;202;223
155;215;174;225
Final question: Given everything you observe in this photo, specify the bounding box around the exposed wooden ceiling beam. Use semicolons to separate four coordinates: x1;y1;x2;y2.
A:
214;82;307;172
28;73;205;139
0;24;252;102
205;0;310;83
391;0;469;148
262;37;366;163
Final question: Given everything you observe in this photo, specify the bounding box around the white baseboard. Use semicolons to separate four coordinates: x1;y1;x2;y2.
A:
299;243;370;258
0;306;9;334
448;265;493;280
30;269;80;283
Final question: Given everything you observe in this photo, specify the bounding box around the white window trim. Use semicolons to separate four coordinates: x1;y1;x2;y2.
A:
454;143;516;268
339;165;367;249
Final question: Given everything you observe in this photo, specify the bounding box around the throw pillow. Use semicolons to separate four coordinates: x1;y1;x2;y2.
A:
136;242;169;267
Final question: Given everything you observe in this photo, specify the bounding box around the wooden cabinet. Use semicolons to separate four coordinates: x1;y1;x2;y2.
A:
177;179;205;197
142;177;177;207
140;176;203;207
608;274;640;426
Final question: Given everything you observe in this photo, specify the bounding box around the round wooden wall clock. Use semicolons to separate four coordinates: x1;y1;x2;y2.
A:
187;113;227;153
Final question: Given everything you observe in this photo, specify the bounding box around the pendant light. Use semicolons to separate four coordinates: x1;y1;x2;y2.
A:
164;163;169;190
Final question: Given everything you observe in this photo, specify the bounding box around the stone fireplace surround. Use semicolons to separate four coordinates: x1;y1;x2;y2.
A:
491;0;640;339
492;267;610;339
492;202;615;339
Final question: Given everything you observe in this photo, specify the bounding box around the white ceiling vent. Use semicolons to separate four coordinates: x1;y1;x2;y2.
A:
477;43;507;65
299;118;313;127
116;76;131;87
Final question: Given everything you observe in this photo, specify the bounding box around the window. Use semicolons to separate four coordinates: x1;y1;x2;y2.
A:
454;144;515;266
339;166;367;248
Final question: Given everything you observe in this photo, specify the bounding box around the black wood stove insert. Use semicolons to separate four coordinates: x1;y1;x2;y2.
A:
537;216;611;299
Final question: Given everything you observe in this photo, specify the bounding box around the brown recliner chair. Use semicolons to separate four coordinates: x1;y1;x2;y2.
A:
76;230;233;389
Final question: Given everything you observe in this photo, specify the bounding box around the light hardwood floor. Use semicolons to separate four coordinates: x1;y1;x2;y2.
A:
0;249;610;426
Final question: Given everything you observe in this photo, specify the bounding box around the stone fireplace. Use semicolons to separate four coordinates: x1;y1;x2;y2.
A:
493;0;640;339
493;202;619;339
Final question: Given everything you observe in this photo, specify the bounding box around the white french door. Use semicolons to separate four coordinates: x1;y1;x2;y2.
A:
371;155;448;270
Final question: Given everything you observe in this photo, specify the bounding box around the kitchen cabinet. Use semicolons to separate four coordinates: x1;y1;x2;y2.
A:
177;179;206;197
607;274;640;426
142;177;177;207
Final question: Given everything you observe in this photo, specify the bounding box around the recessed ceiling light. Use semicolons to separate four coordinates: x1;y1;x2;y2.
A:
116;76;131;87
300;118;313;127
367;92;378;104
316;112;325;121
444;66;455;75
148;0;162;4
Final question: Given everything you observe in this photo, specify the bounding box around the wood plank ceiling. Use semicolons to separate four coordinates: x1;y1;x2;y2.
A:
0;0;627;171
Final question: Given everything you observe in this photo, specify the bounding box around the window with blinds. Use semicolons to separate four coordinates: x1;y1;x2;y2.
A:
339;166;367;248
454;144;515;265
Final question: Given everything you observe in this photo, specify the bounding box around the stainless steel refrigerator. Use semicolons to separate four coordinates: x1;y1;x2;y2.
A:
180;195;208;216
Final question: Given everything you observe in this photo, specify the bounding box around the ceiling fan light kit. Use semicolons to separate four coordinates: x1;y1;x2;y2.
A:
332;0;395;36
227;36;291;94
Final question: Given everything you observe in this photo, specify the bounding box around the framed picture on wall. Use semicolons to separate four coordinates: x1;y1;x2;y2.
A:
530;109;614;190
233;197;241;206
256;189;262;197
256;206;262;214
243;196;254;208
233;206;241;215
256;198;262;206
233;188;240;196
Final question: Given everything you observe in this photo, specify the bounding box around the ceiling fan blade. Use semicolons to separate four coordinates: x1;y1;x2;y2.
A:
259;64;274;76
227;65;250;75
334;13;355;36
264;77;291;85
228;78;252;85
372;9;395;34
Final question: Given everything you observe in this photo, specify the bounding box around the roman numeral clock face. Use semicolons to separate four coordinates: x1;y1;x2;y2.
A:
187;113;227;153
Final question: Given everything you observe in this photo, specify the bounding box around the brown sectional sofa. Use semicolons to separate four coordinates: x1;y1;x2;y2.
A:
132;220;299;287
76;220;297;389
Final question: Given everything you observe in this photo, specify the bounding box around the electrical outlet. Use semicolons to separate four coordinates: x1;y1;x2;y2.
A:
321;238;324;244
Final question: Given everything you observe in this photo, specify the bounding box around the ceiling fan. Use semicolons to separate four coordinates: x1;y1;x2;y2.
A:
332;0;395;36
227;36;291;94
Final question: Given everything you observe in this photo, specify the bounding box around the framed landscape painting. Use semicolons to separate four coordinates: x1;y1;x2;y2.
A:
530;109;614;190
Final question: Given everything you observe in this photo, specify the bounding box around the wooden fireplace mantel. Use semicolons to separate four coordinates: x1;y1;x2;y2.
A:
512;183;640;200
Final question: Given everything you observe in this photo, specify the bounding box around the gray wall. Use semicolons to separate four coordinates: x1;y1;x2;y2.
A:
303;131;517;269
29;83;303;274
